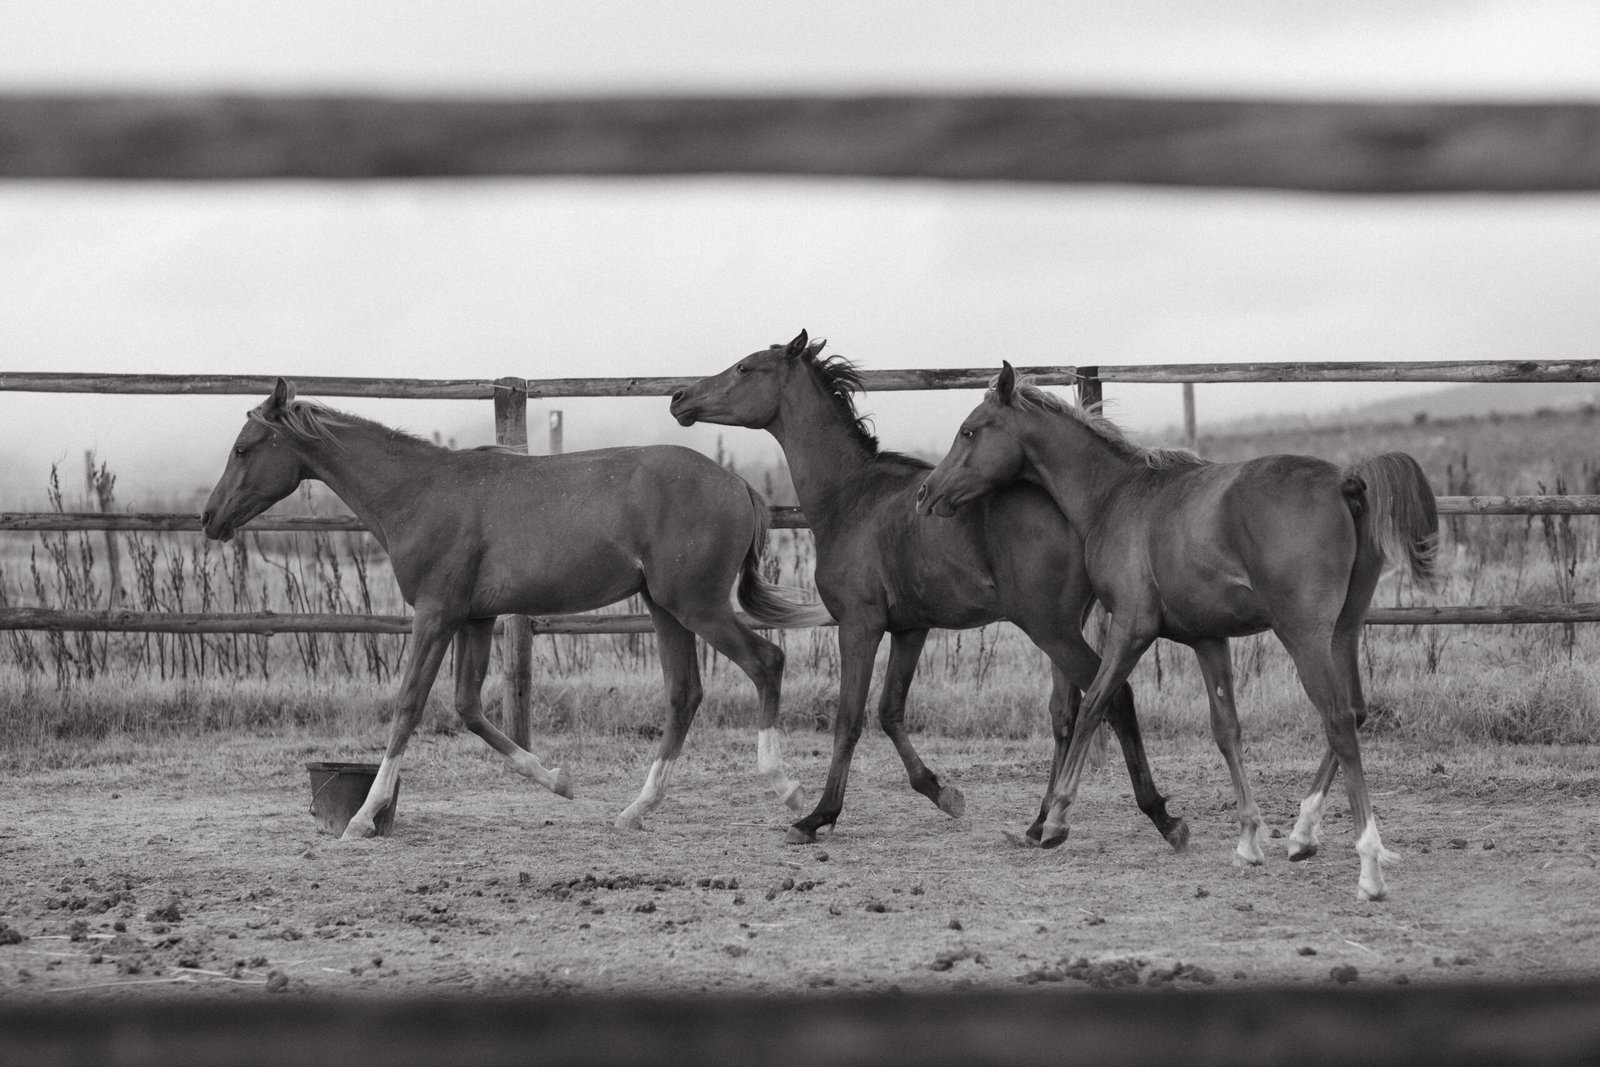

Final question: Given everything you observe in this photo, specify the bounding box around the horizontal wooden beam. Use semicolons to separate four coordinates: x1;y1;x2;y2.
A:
4;361;1599;401
0;607;829;636
2;497;1596;537
3;94;1600;191
4;602;1598;636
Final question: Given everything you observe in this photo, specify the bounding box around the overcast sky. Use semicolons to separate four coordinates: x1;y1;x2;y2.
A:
2;2;1598;500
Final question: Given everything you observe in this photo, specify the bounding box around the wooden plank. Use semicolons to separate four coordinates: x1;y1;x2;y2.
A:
4;93;1600;192
1094;359;1600;384
5;496;1600;536
493;378;535;749
5;983;1600;1067
0;608;831;636
5;361;1600;399
0;372;495;399
2;601;1598;635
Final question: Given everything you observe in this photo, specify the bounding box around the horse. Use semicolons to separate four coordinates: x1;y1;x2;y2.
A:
670;331;1189;850
917;362;1438;901
201;378;829;838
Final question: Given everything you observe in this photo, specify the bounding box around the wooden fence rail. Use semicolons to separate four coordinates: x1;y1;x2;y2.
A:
7;602;1600;636
5;93;1600;193
5;360;1600;399
5;495;1600;536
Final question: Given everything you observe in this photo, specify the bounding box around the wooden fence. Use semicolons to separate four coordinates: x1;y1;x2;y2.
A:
3;360;1600;745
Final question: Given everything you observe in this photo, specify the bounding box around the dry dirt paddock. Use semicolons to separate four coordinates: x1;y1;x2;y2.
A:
1;727;1597;998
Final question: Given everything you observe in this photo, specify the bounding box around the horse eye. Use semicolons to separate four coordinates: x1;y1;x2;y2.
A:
960;429;974;439
234;446;247;456
736;364;748;374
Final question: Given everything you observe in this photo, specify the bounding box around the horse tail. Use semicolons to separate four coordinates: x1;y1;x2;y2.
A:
734;484;835;628
1343;452;1440;589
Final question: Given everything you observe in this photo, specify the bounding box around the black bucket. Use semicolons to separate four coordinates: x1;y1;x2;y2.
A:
306;761;400;837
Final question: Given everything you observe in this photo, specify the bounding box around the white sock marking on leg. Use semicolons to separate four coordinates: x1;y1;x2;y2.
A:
758;728;803;808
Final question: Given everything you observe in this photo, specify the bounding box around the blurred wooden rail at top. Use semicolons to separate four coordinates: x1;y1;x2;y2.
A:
3;93;1600;191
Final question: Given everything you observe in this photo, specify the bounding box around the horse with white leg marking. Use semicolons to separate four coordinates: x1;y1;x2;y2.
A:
201;378;827;838
671;332;1188;850
917;363;1438;901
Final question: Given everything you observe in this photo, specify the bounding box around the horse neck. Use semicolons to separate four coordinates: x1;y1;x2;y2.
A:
288;419;438;548
766;373;876;530
1018;410;1136;533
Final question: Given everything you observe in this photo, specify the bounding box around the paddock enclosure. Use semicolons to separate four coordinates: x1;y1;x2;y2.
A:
5;88;1600;1061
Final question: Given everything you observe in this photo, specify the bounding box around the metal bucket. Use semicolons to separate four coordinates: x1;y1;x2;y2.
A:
306;761;399;837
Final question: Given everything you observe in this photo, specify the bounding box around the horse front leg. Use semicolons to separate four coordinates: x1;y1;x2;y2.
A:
342;607;459;840
1038;620;1155;849
1192;637;1264;866
877;629;963;817
786;620;882;844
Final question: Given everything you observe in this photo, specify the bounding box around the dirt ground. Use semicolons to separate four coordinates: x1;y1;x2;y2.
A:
2;728;1598;998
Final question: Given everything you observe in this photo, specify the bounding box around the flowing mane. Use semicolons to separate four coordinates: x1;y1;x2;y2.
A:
777;341;927;468
250;399;511;453
996;378;1205;470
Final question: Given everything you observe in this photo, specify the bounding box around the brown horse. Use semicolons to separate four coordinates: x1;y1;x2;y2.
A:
202;379;828;838
918;364;1438;900
671;332;1188;850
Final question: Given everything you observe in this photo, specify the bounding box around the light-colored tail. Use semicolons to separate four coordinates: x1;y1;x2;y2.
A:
735;485;835;628
1346;452;1440;588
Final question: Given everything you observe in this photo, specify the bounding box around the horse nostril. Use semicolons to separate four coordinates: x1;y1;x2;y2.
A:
200;510;212;526
915;484;928;504
670;389;685;404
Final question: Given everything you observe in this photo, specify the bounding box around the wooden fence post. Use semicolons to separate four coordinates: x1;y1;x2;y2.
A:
1182;382;1198;453
493;377;534;749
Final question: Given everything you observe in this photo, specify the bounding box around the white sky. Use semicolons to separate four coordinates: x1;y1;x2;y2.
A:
1;1;1598;499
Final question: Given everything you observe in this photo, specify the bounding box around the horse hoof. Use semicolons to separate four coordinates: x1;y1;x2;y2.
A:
341;817;378;841
1166;819;1191;853
1233;849;1266;868
936;785;966;818
1356;882;1387;903
1287;839;1318;862
784;825;820;845
551;768;574;800
614;812;645;832
1039;828;1070;850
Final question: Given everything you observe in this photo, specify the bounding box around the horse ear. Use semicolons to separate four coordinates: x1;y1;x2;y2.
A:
996;362;1017;404
805;337;828;359
784;330;809;359
266;377;296;417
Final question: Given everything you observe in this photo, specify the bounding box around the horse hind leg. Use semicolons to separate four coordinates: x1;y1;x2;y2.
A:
454;617;573;799
1192;638;1263;866
877;629;964;818
669;599;807;817
1024;667;1077;843
616;600;704;830
1282;629;1395;901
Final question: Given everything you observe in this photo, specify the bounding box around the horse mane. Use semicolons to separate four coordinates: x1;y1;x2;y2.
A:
776;341;885;455
999;378;1205;470
251;398;462;453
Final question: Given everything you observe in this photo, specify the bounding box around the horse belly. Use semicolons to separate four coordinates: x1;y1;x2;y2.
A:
472;540;642;616
1160;582;1271;640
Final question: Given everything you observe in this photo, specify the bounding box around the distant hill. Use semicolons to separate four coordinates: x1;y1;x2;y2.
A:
1205;380;1600;438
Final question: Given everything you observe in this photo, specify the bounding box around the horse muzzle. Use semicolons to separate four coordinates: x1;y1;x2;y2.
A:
668;390;699;427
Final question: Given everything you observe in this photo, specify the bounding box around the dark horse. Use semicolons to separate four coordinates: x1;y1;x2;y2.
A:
919;364;1438;900
202;379;828;838
671;332;1187;849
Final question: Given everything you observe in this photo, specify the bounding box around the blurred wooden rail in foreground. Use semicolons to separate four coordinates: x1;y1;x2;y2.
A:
3;93;1600;192
5;985;1600;1067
